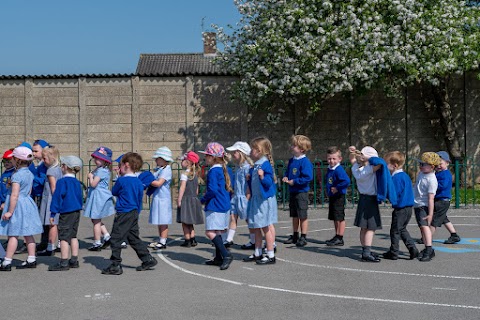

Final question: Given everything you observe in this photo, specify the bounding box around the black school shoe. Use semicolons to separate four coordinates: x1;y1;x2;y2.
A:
205;258;223;266
102;264;123;275
361;255;381;263
69;260;80;268
136;257;158;271
382;251;398;260
48;262;70;271
243;254;263;262
87;245;102;252
408;247;419;260
219;255;233;270
256;256;276;265
100;239;111;249
296;237;307;247
418;249;435;262
283;235;297;244
326;237;344;246
223;241;234;248
0;264;12;271
180;240;192;248
444;235;461;244
240;242;255;250
16;260;37;269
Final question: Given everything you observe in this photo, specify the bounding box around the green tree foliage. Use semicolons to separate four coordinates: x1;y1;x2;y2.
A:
215;0;480;158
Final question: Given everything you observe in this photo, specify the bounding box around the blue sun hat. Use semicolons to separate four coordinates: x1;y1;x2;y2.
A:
436;151;451;163
91;146;113;164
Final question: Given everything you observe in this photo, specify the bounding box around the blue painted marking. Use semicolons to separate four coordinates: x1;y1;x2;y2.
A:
432;238;480;253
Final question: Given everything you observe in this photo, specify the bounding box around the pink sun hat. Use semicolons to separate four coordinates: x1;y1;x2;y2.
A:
198;142;225;157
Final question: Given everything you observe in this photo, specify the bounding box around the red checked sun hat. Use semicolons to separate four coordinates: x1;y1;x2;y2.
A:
198;142;225;158
12;146;34;161
180;151;200;164
91;146;113;164
2;149;13;159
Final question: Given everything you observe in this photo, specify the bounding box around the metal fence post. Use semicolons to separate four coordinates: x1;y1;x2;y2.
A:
455;159;460;209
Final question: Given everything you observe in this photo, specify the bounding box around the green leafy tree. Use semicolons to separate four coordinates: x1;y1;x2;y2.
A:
215;0;480;159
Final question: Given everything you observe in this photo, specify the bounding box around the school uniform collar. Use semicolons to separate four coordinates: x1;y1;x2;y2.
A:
294;154;306;160
211;164;222;169
123;173;137;177
329;163;340;170
63;173;76;178
392;169;403;176
254;156;268;165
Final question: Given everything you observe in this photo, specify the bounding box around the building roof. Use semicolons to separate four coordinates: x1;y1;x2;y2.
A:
136;53;229;76
0;73;134;80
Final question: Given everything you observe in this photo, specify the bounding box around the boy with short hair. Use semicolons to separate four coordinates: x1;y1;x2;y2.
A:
433;151;461;244
282;135;313;247
48;156;84;271
382;151;419;260
102;152;157;275
325;146;350;246
414;152;441;262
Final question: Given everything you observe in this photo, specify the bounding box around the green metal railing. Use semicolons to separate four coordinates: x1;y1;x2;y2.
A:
1;157;478;209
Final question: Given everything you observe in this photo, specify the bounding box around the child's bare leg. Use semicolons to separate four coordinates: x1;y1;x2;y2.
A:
159;225;168;239
182;223;191;240
49;225;58;247
5;236;18;259
263;225;274;252
92;219;102;241
292;217;300;233
337;220;346;236
60;240;70;260
24;236;36;257
71;238;79;257
100;223;110;237
300;218;308;235
445;222;457;234
421;226;432;246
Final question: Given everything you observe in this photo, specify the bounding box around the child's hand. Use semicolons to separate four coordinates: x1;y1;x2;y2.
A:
246;174;250;181
424;214;433;225
348;146;357;153
177;200;181;207
284;179;294;186
87;172;94;179
49;217;55;226
0;203;3;211
2;212;12;221
282;177;289;183
331;187;338;194
258;169;264;179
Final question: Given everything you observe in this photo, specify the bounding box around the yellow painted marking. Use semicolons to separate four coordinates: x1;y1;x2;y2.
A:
468;240;478;243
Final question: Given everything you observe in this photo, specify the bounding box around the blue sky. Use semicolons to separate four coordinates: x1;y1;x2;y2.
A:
0;1;240;76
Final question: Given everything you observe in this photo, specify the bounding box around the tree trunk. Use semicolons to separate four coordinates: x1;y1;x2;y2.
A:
430;78;463;160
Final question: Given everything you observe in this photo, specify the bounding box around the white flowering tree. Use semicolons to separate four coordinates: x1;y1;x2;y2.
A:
214;0;480;159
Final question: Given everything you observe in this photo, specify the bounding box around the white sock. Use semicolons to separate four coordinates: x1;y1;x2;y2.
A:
121;241;127;246
249;233;255;244
273;242;277;248
2;257;12;266
226;229;236;242
159;238;167;245
94;240;102;246
103;234;111;241
47;243;55;251
267;250;275;258
221;232;228;242
255;248;263;257
27;255;36;263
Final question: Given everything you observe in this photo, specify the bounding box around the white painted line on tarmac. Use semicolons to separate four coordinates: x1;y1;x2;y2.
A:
432;287;457;291
156;252;243;286
249;285;480;310
309;227;356;233
276;258;480;280
242;267;254;271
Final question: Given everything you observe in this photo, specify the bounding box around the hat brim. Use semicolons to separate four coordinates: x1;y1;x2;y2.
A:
92;153;112;164
152;155;173;162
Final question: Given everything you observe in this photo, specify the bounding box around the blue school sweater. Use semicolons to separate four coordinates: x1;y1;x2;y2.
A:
29;162;47;197
248;158;277;199
49;176;83;216
368;157;397;206
285;156;313;193
391;171;414;209
112;175;144;213
435;169;452;200
326;164;350;197
201;166;231;213
0;168;14;204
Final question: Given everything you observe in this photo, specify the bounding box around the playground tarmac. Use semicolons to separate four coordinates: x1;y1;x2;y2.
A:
1;207;479;320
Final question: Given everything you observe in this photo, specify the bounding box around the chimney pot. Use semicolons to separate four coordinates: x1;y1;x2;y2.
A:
203;32;217;57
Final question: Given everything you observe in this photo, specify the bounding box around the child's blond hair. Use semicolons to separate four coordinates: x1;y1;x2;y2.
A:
42;146;60;167
290;135;312;152
250;136;277;183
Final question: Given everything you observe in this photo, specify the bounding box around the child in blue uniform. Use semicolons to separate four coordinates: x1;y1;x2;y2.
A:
84;147;115;251
225;141;253;247
148;146;173;250
432;151;461;244
48;156;84;271
102;152;157;275
382;151;419;260
199;142;234;270
282;135;313;247
0;146;43;271
325;146;350;246
244;137;278;265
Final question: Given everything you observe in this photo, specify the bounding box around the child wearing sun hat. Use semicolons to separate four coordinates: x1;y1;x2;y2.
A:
148;147;173;250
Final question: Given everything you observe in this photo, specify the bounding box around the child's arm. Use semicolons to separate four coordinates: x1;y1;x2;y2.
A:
88;171;101;188
49;180;65;225
177;180;187;207
48;175;57;195
151;177;166;188
151;167;170;188
425;193;435;224
1;182;19;221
